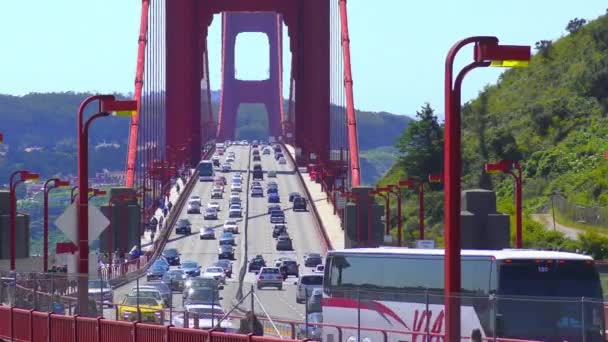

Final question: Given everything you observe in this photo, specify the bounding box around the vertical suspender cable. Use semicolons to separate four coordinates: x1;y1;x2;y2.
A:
338;0;361;186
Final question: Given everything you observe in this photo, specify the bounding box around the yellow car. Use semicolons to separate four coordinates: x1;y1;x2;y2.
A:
117;295;164;323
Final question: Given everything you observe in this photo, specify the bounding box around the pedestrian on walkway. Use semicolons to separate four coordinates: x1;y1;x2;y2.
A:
158;216;164;230
150;230;155;242
168;201;173;212
176;183;181;194
238;311;264;336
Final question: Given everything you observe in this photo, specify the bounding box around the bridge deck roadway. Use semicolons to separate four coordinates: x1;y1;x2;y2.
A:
106;144;325;325
284;144;344;250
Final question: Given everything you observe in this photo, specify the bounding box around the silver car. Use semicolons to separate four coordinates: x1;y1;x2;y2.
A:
256;267;283;290
200;227;215;240
296;274;323;304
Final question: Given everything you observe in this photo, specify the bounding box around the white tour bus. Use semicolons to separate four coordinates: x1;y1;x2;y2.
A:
323;248;604;342
197;160;214;182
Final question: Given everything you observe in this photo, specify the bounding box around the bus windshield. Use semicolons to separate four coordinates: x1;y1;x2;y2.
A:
497;260;604;340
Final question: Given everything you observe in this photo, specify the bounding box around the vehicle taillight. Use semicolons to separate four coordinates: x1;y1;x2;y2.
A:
558;260;566;264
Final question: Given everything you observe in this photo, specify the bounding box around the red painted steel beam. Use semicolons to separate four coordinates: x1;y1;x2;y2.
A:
338;0;361;186
125;0;150;187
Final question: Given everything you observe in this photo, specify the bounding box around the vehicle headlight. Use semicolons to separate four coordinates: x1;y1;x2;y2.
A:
182;274;187;279
185;280;192;287
189;288;194;294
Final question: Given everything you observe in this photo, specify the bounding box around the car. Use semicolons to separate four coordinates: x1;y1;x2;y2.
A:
223;220;239;234
212;158;221;167
212;184;224;193
214;260;233;278
218;245;235;260
248;255;266;273
129;288;164;305
272;224;287;238
256;267;283;290
274;256;293;268
252;149;260;156
180;261;202;277
152;258;170;271
231;182;242;192
142;283;172;305
253;164;262;171
297;312;323;340
211;188;223;199
189;195;202;205
226;155;235;163
217;149;224;156
221;163;231;172
266;186;278;195
241;140;249;145
293;197;307;211
306;288;323;314
187;201;201;214
252;169;263;180
118;295;163;323
276;235;293;251
251;181;261;188
263;148;271;155
268;193;280;203
172;304;232;331
214;175;227;185
296;274;324;304
199;227;215;240
211;155;220;162
275;153;284;160
267;170;277;177
184;287;222;307
202;266;226;284
270;209;285;223
232;173;243;181
278;157;287;164
183;277;222;301
219;232;236;246
162;269;187;291
267;204;281;213
162;249;181;266
229;194;241;206
207;201;221;212
88;280;113;307
229;205;242;218
289;192;301;202
175;219;192;235
279;259;299;278
313;264;325;273
251;186;264;197
273;145;281;153
204;207;218;220
267;181;278;189
304;253;323;268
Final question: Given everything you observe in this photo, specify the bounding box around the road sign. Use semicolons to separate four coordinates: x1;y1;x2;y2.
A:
55;202;110;244
416;240;435;249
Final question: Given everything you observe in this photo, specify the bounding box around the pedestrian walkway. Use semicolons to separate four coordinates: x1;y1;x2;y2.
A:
284;144;344;250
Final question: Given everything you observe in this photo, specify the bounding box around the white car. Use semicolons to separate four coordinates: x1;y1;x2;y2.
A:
229;205;242;218
231;182;242;192
223;220;239;234
212;185;224;192
221;163;231;172
226;155;235;163
278;157;287;165
189;195;202;205
172;305;232;330
232;173;243;181
207;202;221;212
202;267;226;284
262;148;271;155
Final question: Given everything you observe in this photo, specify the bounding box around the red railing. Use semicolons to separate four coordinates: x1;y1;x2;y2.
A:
0;306;308;342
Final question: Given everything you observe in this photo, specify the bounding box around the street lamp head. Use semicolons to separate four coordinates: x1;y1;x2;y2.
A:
475;41;531;68
484;160;518;174
428;174;443;183
398;178;417;188
101;99;138;117
376;187;391;193
23;172;40;182
55;180;70;188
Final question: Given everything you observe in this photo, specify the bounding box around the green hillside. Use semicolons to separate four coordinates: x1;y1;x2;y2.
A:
377;13;608;256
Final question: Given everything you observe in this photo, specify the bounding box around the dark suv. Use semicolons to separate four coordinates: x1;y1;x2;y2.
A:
248;255;266;273
279;260;299;278
175;219;192;234
293;197;307;212
162;249;181;266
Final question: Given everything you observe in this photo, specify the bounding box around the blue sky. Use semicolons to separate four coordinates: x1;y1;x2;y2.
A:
0;1;606;117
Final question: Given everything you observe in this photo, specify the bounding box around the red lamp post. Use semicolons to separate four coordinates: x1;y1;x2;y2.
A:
9;170;39;270
388;185;403;246
443;36;530;341
77;95;137;315
43;178;70;272
485;160;523;248
375;187;392;235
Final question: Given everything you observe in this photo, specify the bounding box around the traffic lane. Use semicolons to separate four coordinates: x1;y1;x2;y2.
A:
244;153;323;321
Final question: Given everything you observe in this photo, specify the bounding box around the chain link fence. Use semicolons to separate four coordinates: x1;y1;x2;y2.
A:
549;192;608;229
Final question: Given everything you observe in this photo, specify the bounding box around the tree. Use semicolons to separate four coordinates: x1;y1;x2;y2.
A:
396;103;443;178
534;40;552;58
566;18;587;34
